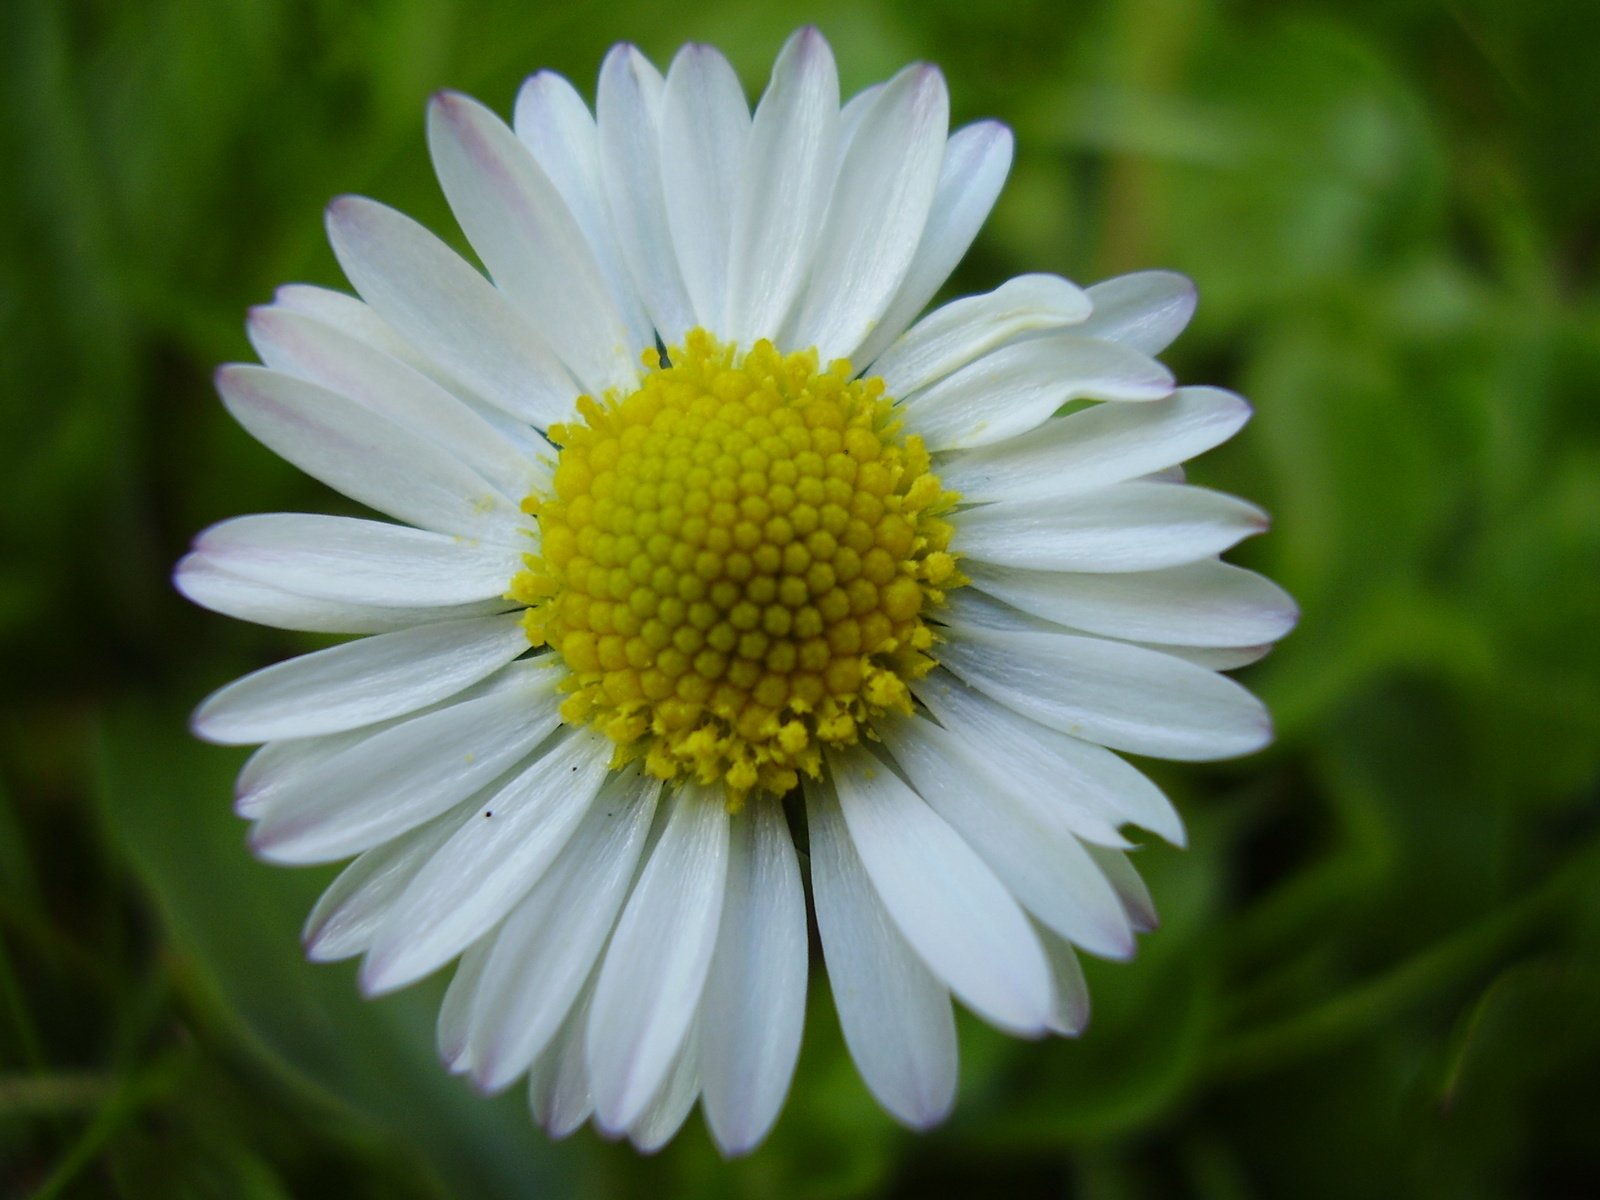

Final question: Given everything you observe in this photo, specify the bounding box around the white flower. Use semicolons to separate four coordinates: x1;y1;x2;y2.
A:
177;28;1295;1155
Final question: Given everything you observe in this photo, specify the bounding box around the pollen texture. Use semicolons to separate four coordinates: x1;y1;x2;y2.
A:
513;329;962;804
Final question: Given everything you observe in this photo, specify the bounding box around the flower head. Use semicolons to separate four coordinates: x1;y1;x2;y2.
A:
178;28;1295;1154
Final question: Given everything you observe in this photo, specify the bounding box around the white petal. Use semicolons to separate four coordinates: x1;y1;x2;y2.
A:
837;81;885;151
176;551;512;635
902;334;1175;450
597;45;695;346
437;940;493;1073
188;513;522;608
876;714;1135;959
949;569;1279;678
512;71;655;353
325;196;579;428
698;802;807;1156
828;745;1054;1033
302;812;462;962
806;775;956;1128
215;365;525;540
908;610;1141;843
870;274;1091;399
246;305;536;501
1154;642;1274;670
660;44;749;333
267;287;548;453
936;624;1275;761
1037;924;1091;1036
193;613;528;744
723;27;839;345
913;668;1185;846
237;666;537;819
962;559;1297;648
361;727;613;994
1086;845;1159;933
268;284;422;368
249;664;562;863
938;386;1251;504
629;1024;701;1153
1078;270;1196;354
787;63;949;362
428;92;633;396
853;121;1015;369
528;980;597;1137
587;786;730;1132
237;730;366;819
941;585;1077;636
465;769;661;1093
953;481;1270;573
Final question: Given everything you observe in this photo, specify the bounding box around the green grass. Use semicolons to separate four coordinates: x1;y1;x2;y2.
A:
3;0;1598;1195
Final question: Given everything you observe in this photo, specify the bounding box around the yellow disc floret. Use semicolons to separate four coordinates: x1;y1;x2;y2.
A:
512;329;962;806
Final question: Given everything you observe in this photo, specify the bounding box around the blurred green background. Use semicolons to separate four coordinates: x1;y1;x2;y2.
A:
4;0;1599;1195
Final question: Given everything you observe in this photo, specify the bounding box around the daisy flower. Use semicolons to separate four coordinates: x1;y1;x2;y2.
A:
177;28;1295;1155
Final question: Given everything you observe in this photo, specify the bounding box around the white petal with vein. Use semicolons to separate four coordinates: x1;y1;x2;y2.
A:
597;45;694;345
587;786;729;1132
361;728;613;994
954;481;1269;573
807;776;956;1128
465;769;660;1092
175;551;512;635
1078;270;1197;354
937;625;1274;761
786;63;948;362
872;274;1090;399
877;715;1135;959
302;813;461;962
193;612;527;744
902;333;1174;450
247;305;535;500
189;513;522;607
513;71;655;353
938;386;1250;504
912;668;1184;844
249;665;562;863
428;92;633;396
723;28;838;345
830;744;1054;1033
855;120;1014;368
660;44;749;332
698;803;807;1156
629;1024;702;1152
963;559;1298;648
326;196;578;428
216;365;524;540
527;981;597;1137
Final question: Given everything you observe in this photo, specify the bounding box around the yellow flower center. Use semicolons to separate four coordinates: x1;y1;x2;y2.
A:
513;329;962;806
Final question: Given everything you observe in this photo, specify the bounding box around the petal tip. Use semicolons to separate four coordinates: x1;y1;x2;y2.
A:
323;193;364;225
188;715;226;746
172;550;203;594
467;1062;518;1097
303;928;342;963
357;951;407;998
602;42;646;75
243;303;279;337
893;1092;956;1131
